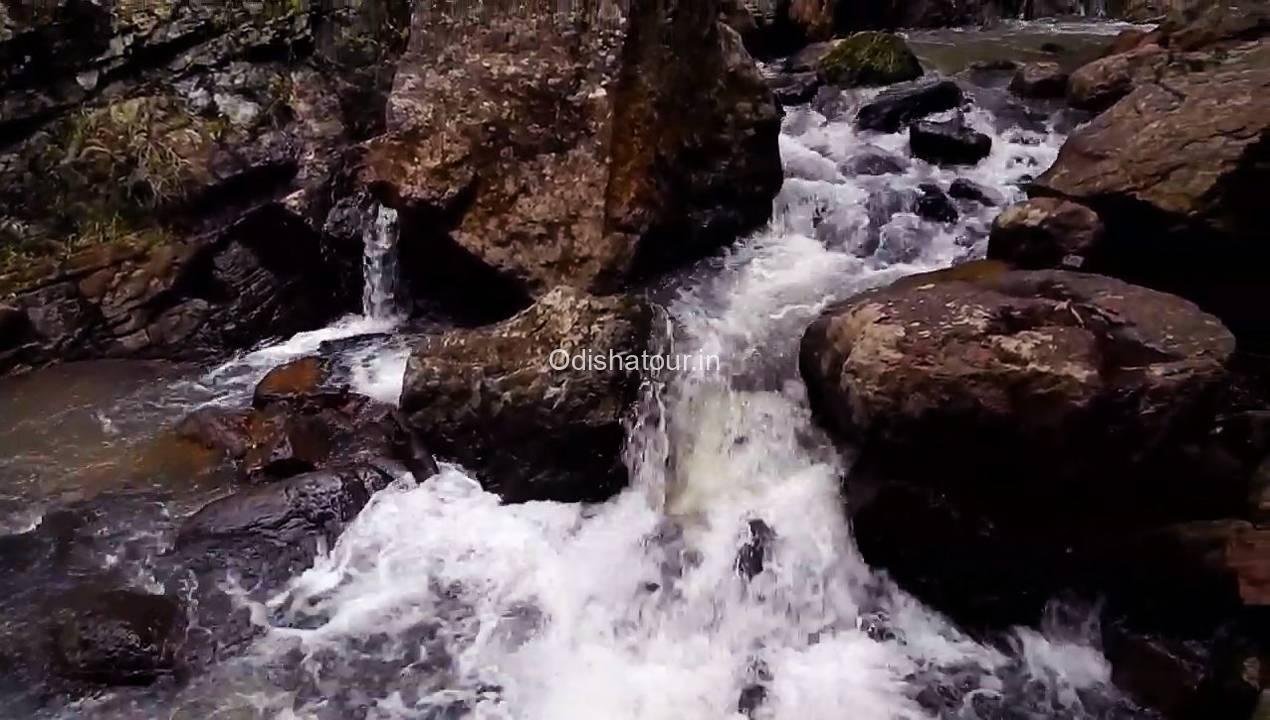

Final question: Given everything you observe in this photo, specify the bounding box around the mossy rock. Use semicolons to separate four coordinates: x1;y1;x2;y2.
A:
818;32;923;87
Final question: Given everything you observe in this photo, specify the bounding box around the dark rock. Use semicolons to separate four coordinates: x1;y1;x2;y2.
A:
177;369;437;483
909;117;992;166
856;78;964;133
766;70;822;105
1009;61;1069;98
399;287;652;503
1039;41;1066;55
968;59;1020;73
948;178;1001;206
50;589;184;686
817;32;922;88
736;519;775;580
838;148;908;176
915;184;958;223
987;198;1105;270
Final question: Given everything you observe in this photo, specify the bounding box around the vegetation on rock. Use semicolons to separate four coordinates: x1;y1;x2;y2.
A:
818;32;923;86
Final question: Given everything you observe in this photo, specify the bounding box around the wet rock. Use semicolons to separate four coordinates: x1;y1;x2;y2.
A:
987;197;1105;270
50;589;184;686
1035;7;1270;349
948;178;1001;206
909;117;992;166
178;464;393;549
766;70;822;105
253;355;349;409
736;519;776;580
818;32;922;88
1066;43;1166;112
1009;61;1069;99
915;184;958;224
399;287;652;503
362;2;782;299
177;368;437;483
838;147;908;176
856;78;964;133
801;264;1235;512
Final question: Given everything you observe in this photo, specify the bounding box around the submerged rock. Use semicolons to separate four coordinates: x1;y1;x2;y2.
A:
818;32;923;87
915;184;958;224
399;287;652;503
909;117;992;166
856;78;963;133
988;197;1105;269
50;588;184;686
948;178;1001;207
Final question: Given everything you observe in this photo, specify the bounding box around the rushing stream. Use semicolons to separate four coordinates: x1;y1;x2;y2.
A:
0;21;1156;720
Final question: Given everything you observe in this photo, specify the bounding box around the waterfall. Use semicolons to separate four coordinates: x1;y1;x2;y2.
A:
362;203;401;320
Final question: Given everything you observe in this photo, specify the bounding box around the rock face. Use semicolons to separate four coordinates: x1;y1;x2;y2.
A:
361;1;782;301
1;0;783;373
801;263;1253;635
399;287;652;503
1026;2;1270;349
909;118;992;165
988;197;1105;269
856;78;964;133
0;0;414;373
817;32;922;87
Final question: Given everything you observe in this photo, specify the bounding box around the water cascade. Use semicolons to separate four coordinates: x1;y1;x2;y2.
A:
363;203;402;321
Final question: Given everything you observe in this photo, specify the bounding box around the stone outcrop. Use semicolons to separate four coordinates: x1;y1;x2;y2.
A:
399;286;652;503
0;0;414;372
1018;1;1270;349
2;0;784;373
360;1;782;301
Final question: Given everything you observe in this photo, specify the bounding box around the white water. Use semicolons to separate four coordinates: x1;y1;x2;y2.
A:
363;204;402;321
98;82;1152;720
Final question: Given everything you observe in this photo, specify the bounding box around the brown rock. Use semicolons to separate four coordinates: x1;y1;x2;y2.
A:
252;356;348;409
1008;61;1068;99
987;197;1105;269
399;286;652;503
800;265;1235;502
362;2;781;299
1066;43;1166;112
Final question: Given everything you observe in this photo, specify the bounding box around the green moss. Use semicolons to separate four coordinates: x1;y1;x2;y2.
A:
818;32;924;87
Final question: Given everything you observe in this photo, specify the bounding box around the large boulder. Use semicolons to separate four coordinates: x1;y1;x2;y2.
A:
399;287;652;503
856;78;964;133
1008;61;1068;98
817;32;923;87
800;262;1247;633
1029;4;1270;349
360;1;782;300
801;263;1237;517
1066;43;1166;112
